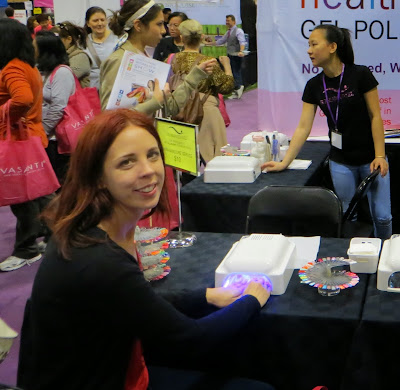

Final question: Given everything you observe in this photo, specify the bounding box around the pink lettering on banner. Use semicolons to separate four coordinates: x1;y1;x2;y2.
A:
301;0;395;9
258;89;400;136
33;0;54;7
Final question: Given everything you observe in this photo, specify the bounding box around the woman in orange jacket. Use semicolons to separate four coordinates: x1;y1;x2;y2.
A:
0;19;52;272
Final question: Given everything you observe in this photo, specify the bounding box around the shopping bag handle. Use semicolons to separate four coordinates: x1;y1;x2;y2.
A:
2;100;29;141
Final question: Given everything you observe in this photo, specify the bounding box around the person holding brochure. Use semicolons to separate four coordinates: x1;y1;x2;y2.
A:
261;24;392;240
100;0;217;114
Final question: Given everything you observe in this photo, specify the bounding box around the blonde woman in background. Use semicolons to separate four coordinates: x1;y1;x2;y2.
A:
170;19;234;162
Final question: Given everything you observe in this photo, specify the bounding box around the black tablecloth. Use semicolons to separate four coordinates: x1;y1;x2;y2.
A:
181;142;331;233
343;273;400;390
150;232;366;390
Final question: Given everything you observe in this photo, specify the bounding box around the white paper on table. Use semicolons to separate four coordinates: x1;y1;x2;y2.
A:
106;51;170;110
288;236;321;268
287;159;312;170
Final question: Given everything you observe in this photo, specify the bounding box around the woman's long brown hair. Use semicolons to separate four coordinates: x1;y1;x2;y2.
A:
43;109;170;259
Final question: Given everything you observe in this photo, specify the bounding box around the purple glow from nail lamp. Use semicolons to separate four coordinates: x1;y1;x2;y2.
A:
222;273;273;292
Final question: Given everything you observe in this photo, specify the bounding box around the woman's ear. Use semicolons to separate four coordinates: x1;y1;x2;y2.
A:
329;42;338;54
133;19;142;33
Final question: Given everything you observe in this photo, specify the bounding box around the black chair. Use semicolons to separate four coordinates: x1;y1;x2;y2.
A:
246;185;343;237
341;169;380;238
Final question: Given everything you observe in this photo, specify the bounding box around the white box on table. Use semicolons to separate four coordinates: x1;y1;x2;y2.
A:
204;156;261;183
347;237;381;274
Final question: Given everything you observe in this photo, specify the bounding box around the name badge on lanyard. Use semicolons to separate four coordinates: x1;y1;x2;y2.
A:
331;129;342;150
323;64;345;150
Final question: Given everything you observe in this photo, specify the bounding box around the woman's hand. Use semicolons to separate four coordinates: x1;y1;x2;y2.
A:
243;281;271;308
206;286;243;308
198;58;218;75
261;161;288;172
152;78;171;105
218;55;230;69
370;157;388;177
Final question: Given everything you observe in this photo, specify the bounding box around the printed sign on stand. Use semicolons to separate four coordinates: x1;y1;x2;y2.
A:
156;117;200;248
156;118;199;176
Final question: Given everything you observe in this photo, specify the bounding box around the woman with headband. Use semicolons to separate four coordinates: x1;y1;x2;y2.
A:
100;0;217;113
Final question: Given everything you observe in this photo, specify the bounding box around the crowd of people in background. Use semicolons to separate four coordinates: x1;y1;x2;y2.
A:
0;2;238;272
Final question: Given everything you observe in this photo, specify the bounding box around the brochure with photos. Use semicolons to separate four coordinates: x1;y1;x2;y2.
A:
106;50;170;110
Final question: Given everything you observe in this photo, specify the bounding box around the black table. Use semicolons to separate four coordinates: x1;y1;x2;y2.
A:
150;232;367;390
181;142;331;233
343;272;400;390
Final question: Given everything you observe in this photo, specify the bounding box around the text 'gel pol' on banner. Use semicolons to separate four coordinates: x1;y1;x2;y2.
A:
257;0;400;137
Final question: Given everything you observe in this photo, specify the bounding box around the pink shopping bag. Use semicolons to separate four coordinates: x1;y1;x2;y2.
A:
51;65;101;154
0;103;60;206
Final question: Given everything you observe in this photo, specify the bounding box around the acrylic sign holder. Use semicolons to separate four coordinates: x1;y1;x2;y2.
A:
167;170;197;249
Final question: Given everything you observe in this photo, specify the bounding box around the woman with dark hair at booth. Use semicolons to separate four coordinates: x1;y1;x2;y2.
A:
0;19;50;271
153;11;189;62
53;21;91;88
34;30;75;183
17;108;274;390
84;6;119;89
262;24;392;240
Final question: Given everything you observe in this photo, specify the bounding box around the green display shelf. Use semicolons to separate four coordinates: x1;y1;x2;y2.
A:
201;46;227;57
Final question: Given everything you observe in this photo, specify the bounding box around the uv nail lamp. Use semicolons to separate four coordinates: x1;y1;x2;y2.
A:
204;156;261;183
215;234;296;295
377;235;400;292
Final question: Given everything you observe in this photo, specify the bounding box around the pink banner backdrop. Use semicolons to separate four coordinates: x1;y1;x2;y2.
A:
34;0;54;7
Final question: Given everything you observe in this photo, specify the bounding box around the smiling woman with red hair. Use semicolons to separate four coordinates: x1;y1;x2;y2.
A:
18;108;273;390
